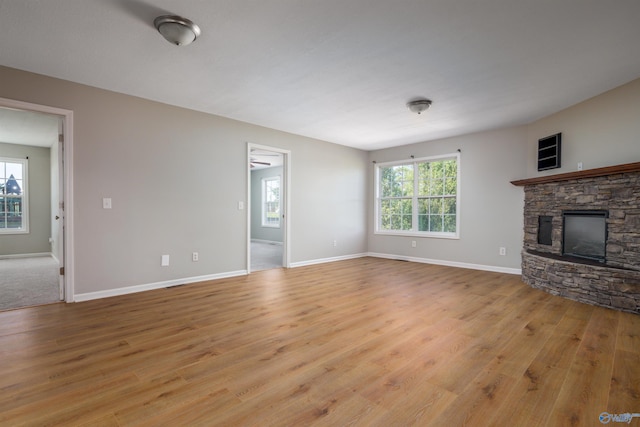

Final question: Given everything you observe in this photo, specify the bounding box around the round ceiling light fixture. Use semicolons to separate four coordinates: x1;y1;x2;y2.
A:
154;15;201;46
406;99;432;114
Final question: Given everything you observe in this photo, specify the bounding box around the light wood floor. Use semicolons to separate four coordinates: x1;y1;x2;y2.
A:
1;257;638;426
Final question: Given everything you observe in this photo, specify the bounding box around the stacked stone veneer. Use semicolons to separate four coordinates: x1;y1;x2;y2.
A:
520;170;640;314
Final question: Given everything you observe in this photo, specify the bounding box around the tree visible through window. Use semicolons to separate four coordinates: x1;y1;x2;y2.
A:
376;154;459;237
0;157;28;233
262;176;280;228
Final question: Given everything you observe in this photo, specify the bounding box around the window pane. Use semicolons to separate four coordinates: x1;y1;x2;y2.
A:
402;215;412;230
429;178;444;195
430;161;444;179
402;179;414;197
443;160;456;176
389;199;401;214
262;177;280;227
380;167;398;197
380;199;391;212
5;163;22;180
417;198;428;215
429;215;443;232
381;214;391;230
429;198;443;215
418;163;430;195
400;165;413;197
444;177;457;195
444;198;456;214
444;215;456;232
401;198;412;215
381;165;414;197
418;214;428;231
0;196;5;229
391;215;402;230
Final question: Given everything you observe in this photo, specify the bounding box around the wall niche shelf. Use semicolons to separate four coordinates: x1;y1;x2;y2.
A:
537;133;562;171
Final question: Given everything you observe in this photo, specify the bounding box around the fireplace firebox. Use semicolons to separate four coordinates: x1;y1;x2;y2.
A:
562;210;608;262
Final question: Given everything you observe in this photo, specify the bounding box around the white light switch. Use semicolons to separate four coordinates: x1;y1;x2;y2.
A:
102;197;112;209
161;255;170;266
238;201;244;210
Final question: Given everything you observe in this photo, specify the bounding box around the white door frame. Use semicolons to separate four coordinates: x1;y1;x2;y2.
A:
0;97;75;302
247;143;291;272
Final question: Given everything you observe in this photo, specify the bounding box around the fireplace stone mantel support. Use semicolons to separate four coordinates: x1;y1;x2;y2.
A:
512;162;640;314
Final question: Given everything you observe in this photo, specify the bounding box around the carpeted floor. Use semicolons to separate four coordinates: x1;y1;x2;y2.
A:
0;256;60;311
251;241;283;271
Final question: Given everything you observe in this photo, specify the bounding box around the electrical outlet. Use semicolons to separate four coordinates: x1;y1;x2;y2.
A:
499;247;506;256
411;240;417;248
333;240;337;247
578;162;583;171
102;197;112;209
161;255;170;266
192;252;199;262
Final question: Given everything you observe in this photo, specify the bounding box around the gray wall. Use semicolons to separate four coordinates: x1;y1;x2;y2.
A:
250;166;283;243
0;142;51;256
0;65;369;296
526;77;640;176
368;126;528;270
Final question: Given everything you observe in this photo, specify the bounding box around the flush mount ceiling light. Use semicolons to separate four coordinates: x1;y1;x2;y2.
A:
154;15;201;46
406;99;433;114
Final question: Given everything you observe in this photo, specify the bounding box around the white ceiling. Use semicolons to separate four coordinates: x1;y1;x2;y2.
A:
1;0;639;151
0;107;59;147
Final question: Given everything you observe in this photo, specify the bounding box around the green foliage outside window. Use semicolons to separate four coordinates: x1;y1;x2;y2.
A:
379;157;458;235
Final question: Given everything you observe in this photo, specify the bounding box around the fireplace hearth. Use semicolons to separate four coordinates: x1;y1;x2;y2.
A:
512;162;640;313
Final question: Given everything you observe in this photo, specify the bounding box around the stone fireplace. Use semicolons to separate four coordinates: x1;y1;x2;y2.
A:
512;162;640;314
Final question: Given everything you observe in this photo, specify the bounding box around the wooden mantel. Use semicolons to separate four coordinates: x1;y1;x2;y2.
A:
511;161;640;186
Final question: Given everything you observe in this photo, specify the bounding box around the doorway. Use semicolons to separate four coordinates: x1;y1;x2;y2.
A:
0;97;74;309
247;143;290;272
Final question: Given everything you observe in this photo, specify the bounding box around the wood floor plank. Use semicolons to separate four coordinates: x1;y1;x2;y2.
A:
547;307;619;426
608;350;640;415
617;310;640;353
0;257;637;426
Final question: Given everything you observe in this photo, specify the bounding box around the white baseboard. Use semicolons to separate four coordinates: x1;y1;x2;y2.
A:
72;253;520;303
73;270;248;302
366;252;522;275
0;252;52;260
289;253;368;268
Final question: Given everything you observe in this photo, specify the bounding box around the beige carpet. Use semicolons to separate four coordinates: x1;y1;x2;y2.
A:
251;241;283;271
0;256;60;311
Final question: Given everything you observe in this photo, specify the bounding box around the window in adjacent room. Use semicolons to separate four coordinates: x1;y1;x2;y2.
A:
261;176;280;228
0;157;28;233
375;153;459;238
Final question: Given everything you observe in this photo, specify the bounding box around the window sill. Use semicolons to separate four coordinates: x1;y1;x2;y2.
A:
0;229;29;235
374;230;459;240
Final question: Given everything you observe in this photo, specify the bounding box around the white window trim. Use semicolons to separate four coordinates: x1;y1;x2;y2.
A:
261;175;281;228
374;152;460;239
0;156;29;234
